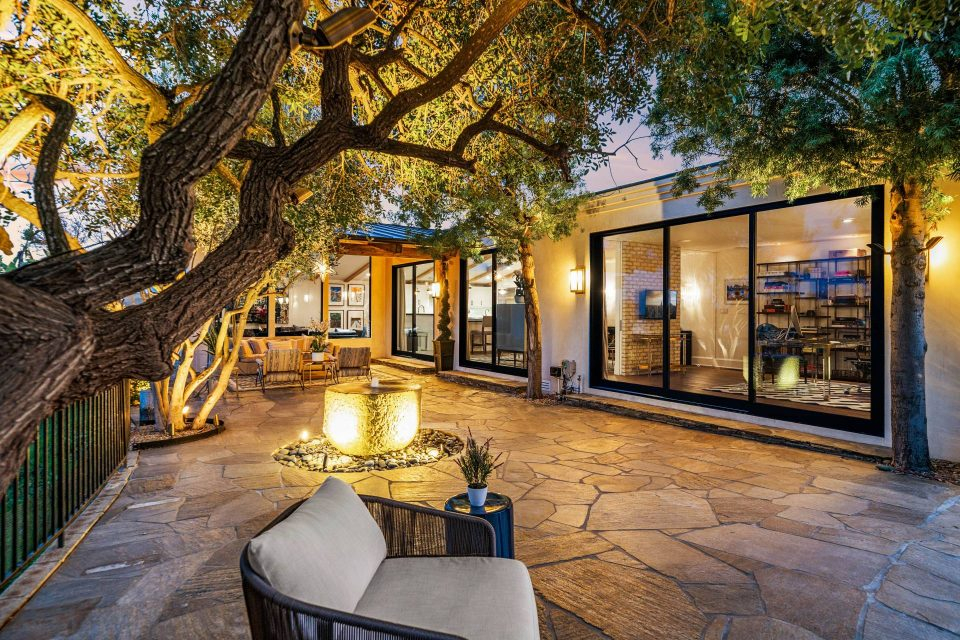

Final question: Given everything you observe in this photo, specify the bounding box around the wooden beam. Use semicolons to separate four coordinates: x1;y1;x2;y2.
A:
342;262;369;283
340;241;432;258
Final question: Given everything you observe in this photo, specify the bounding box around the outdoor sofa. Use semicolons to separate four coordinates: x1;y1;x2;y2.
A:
241;477;539;640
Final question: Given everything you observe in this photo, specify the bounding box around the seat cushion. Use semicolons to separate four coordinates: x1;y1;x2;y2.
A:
247;477;386;612
354;557;538;640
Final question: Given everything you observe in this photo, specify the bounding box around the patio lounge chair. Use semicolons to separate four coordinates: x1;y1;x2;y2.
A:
337;346;371;379
261;348;305;391
241;477;538;640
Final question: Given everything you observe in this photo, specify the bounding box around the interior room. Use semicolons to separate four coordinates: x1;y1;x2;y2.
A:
600;195;874;420
463;251;527;369
394;260;436;359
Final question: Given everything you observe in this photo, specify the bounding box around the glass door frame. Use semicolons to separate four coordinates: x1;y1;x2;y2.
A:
391;260;436;362
588;186;885;436
458;249;529;376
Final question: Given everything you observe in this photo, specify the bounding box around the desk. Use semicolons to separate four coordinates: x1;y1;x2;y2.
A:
758;339;865;400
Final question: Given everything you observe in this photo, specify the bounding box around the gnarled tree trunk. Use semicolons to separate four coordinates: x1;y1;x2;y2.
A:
889;178;931;472
519;238;543;399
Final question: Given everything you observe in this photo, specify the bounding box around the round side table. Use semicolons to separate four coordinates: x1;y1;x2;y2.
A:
444;492;514;559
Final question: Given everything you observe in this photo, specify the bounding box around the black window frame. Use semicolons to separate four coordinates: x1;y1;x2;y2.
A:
588;186;885;437
391;260;436;362
458;248;529;376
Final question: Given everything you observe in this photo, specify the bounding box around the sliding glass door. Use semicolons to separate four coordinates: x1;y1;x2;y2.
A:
460;250;527;374
393;261;435;360
589;187;883;436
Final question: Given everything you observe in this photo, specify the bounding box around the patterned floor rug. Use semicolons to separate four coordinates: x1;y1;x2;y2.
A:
706;380;871;413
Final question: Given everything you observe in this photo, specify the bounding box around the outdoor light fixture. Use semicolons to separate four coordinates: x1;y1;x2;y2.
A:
299;7;376;50
323;382;422;456
569;267;585;294
430;282;441;298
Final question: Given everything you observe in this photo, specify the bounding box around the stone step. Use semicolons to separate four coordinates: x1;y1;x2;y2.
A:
437;370;527;395
565;393;891;463
370;356;436;375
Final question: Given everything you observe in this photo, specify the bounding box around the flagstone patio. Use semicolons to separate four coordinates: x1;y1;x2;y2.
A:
2;366;959;640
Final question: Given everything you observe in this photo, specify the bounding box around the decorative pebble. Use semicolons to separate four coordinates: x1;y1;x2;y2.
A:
272;429;463;473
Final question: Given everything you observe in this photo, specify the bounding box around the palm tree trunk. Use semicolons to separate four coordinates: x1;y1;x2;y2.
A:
889;178;931;472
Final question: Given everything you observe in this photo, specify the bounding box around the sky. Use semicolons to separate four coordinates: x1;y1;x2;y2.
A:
582;118;685;193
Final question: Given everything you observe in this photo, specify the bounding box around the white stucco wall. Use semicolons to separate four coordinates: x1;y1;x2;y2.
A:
522;171;960;461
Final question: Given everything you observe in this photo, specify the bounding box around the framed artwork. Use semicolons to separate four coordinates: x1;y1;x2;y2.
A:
725;278;749;303
329;284;344;306
347;284;365;306
329;310;344;329
347;310;365;331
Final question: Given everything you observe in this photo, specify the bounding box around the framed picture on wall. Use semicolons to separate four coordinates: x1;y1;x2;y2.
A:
725;278;749;303
347;284;365;306
329;310;344;329
347;310;364;331
329;284;344;306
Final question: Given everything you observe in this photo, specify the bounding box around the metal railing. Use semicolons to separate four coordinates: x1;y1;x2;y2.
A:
0;381;130;593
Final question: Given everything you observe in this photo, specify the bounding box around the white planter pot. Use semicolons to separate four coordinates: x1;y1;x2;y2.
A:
467;486;488;507
311;352;324;362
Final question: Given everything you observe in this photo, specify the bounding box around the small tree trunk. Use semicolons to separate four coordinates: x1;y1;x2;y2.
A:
519;239;543;399
193;283;262;427
889;178;931;473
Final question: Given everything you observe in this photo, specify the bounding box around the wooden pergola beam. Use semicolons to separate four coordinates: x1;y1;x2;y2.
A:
339;240;433;259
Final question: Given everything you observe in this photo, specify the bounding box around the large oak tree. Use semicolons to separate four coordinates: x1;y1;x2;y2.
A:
0;0;676;490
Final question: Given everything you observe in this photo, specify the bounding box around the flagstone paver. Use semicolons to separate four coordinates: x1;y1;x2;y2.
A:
2;365;958;640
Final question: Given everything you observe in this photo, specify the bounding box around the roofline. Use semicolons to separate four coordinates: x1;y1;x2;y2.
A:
587;161;724;198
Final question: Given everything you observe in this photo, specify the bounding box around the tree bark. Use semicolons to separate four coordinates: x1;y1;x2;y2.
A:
519;238;543;399
29;93;75;256
889;178;931;472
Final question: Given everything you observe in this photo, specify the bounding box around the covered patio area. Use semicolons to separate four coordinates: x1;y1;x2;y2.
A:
2;366;957;640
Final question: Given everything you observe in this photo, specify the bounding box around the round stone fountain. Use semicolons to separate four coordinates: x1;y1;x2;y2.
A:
322;380;422;456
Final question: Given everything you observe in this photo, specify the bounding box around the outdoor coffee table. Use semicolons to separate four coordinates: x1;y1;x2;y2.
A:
444;492;514;559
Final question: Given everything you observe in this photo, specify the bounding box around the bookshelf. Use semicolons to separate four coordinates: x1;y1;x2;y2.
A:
756;254;871;380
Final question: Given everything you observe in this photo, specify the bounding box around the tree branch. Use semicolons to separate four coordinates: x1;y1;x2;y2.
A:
8;0;305;308
270;88;286;147
370;0;533;138
26;92;75;256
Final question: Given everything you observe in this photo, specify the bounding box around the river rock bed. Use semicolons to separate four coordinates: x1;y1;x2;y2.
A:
273;428;463;472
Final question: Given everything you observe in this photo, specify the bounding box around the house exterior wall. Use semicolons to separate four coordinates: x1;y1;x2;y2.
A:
505;170;960;461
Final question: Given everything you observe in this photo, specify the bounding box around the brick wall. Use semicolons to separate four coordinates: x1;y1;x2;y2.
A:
619;241;682;375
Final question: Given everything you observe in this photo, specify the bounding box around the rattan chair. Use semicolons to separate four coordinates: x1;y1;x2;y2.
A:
241;495;498;640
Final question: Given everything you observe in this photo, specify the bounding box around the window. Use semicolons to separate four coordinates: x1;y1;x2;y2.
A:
328;256;371;338
460;250;527;373
590;188;882;435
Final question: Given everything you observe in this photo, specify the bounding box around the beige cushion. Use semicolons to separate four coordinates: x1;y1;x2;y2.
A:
267;340;295;350
247;477;386;611
249;340;267;354
354;557;539;639
240;341;255;359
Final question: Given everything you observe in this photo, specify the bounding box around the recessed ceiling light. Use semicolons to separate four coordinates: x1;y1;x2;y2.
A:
842;217;855;224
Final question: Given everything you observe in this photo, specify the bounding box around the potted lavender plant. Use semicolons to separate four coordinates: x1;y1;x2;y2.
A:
455;430;502;507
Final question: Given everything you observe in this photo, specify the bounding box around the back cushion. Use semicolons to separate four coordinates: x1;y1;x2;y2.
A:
249;340;267;354
239;341;255;359
247;477;387;611
267;340;295;351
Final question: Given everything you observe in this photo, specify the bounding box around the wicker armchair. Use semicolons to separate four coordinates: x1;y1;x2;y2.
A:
241;482;537;640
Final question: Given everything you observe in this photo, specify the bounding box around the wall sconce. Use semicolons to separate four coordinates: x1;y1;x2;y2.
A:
569;267;585;294
430;282;441;298
869;236;945;282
